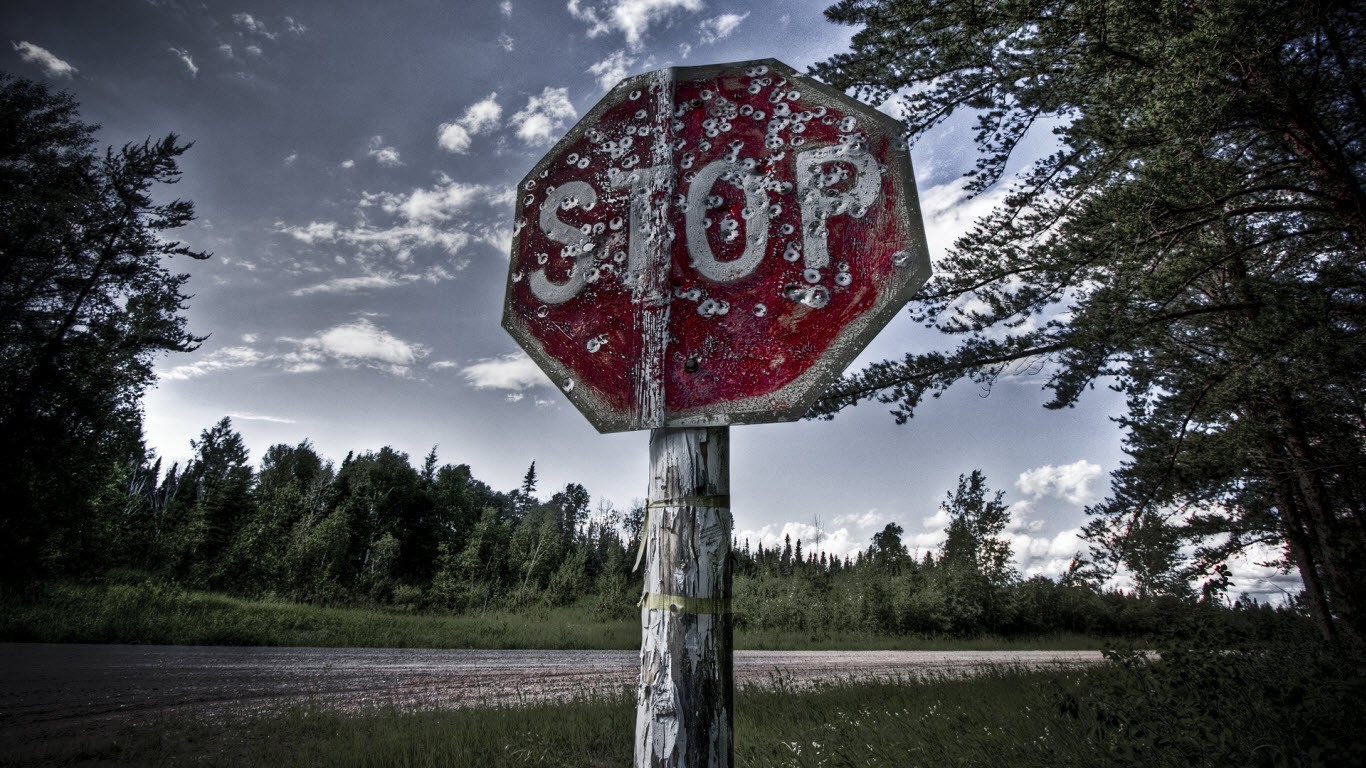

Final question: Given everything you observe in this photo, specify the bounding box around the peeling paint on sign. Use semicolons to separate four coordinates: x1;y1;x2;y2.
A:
503;59;931;433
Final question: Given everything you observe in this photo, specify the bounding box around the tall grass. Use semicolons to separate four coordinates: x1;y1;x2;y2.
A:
0;580;639;649
1;580;1104;650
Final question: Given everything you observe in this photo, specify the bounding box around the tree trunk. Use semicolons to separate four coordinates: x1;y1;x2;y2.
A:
635;426;732;768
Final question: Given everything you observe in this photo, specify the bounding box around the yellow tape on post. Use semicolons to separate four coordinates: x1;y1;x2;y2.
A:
639;591;732;615
632;494;732;573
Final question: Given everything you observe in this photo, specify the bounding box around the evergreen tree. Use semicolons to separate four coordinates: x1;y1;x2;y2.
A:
0;73;208;582
940;471;1015;589
811;0;1366;640
159;418;254;587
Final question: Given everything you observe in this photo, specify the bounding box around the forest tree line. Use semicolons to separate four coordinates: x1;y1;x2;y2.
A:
49;416;1298;640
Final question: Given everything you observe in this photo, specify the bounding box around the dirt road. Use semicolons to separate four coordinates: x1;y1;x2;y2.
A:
0;643;1100;752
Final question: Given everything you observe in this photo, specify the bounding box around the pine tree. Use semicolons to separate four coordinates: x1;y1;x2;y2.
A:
0;73;208;582
811;0;1366;640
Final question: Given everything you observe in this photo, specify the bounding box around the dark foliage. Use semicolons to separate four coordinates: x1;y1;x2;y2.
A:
0;72;208;584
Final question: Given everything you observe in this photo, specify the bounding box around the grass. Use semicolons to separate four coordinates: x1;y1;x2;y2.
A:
2;667;1100;767
1;580;1105;651
0;580;640;649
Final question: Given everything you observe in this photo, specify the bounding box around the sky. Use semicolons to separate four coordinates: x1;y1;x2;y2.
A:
4;0;1297;600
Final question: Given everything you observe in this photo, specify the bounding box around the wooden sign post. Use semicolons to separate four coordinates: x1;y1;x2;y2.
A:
636;427;732;766
502;59;931;767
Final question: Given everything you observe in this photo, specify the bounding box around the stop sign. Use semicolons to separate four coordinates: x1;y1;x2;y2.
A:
503;58;930;433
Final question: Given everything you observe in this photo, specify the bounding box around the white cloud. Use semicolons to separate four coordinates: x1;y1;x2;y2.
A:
498;33;515;52
218;43;234;58
168;47;199;77
509;87;576;146
316;320;423;366
1016;460;1104;505
283;151;298;165
12;41;77;78
1008;528;1086;577
678;42;691;59
278;174;513;281
735;521;871;562
283;16;307;36
438;93;502;153
462;94;503;133
281;221;337;244
833;510;881;529
463;352;552;390
162;345;264;380
281;318;429;376
916;179;1013;260
340;159;355;169
499;0;513;17
367;135;403;167
698;12;748;44
921;507;952;530
429;360;459;371
232;13;278;39
225;411;297;424
568;0;704;50
291;274;407;296
588;50;635;92
369;176;511;224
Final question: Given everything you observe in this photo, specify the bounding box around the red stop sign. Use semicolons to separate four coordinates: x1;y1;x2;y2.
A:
503;59;930;433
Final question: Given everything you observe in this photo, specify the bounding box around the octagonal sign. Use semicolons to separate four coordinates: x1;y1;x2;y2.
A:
503;59;931;433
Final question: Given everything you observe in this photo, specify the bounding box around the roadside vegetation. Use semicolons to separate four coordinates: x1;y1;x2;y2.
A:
6;629;1360;768
1;578;1118;651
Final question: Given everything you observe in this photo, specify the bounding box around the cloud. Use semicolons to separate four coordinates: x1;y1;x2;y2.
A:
161;320;430;380
833;510;881;529
567;0;704;49
499;0;513;17
1008;528;1086;577
12;41;77;78
916;179;1013;259
1016;460;1104;505
232;13;278;39
429;360;459;371
921;507;952;530
291;274;408;296
167;47;198;76
367;175;513;224
698;12;748;44
225;411;297;424
678;42;691;59
367;135;403;167
340;159;355;169
509;86;576;146
735;521;872;562
278;174;513;286
281;218;472;262
498;33;515;51
438;93;502;153
463;352;552;390
162;345;263;380
281;318;429;376
588;50;635;91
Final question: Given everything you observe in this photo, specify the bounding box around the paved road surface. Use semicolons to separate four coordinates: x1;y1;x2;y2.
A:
0;644;1100;752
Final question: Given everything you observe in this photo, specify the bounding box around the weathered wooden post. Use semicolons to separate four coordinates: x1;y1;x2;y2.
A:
501;59;930;768
637;427;732;766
